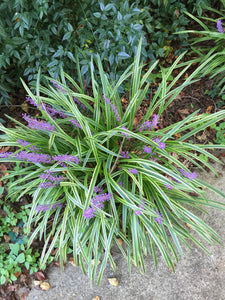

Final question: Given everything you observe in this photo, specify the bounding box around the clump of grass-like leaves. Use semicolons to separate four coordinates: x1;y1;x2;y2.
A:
1;41;225;284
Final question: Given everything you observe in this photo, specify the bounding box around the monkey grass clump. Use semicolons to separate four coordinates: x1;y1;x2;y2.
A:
1;41;225;284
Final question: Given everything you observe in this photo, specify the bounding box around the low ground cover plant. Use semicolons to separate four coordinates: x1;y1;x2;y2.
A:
1;42;225;284
0;192;54;285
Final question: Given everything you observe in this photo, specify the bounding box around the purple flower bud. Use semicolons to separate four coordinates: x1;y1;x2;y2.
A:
155;210;163;224
134;210;142;216
143;146;152;154
217;20;224;33
93;186;103;193
121;151;130;159
179;169;198;180
128;168;138;175
121;126;130;139
165;183;173;190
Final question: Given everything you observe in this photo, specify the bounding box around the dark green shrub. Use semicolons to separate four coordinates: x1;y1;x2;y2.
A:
0;0;211;103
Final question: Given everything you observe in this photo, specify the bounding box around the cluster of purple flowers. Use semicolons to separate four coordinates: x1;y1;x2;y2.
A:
82;192;112;219
103;95;121;122
217;20;224;33
179;169;198;180
134;200;145;216
36;202;62;212
26;96;84;125
121;151;130;159
143;145;152;154
0;150;80;166
155;210;163;225
26;96;66;119
153;138;165;150
139;114;159;131
15;151;52;164
53;154;80;167
0;152;14;158
39;170;65;189
22;113;56;132
128;168;138;175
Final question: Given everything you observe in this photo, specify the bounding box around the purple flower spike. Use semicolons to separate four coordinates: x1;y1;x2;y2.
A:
51;80;67;94
39;170;64;188
150;114;159;129
15;151;52;164
217;20;224;33
103;95;121;122
22;114;56;132
83;207;96;219
128;168;138;175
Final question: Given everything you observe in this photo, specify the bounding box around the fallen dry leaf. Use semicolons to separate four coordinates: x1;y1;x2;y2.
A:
0;164;7;172
3;234;10;243
206;105;213;114
108;277;119;286
7;284;18;292
93;297;101;300
186;223;192;228
91;259;100;266
33;280;42;286
36;271;46;281
68;257;77;267
50;248;58;255
174;133;181;139
121;98;127;104
0;146;10;154
175;9;179;17
21;291;29;300
21;101;29;113
14;271;21;278
40;281;51;291
117;238;123;245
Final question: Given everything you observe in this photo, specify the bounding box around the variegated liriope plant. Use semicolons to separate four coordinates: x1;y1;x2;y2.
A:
1;41;225;284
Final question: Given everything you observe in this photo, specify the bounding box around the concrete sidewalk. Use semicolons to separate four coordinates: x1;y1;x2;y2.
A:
20;163;225;300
